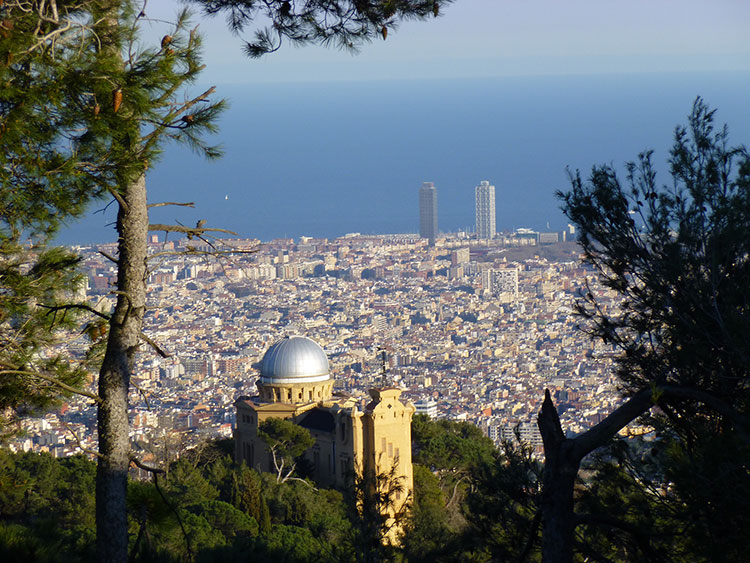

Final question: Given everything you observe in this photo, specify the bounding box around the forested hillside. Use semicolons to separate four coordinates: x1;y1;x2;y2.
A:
1;416;540;562
1;413;724;562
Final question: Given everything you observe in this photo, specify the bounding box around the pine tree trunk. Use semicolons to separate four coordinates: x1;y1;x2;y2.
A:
539;441;579;563
537;388;654;562
96;174;148;563
538;389;578;563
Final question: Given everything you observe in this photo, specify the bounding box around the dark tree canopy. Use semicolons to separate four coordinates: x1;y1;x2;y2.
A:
561;98;750;415
537;99;750;563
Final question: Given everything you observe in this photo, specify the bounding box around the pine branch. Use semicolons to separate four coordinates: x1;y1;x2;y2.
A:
570;388;654;460
40;303;111;321
148;248;256;259
99;250;118;263
131;378;152;410
129;454;165;474
150;470;194;562
0;369;101;403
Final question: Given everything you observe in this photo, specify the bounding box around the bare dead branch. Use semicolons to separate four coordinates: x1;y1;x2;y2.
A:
129;454;165;474
131;378;152;411
284;476;317;489
63;420;104;459
140;332;170;358
150;469;194;561
98;250;118;263
107;186;128;212
147;223;238;236
147;201;195;209
148;248;256;259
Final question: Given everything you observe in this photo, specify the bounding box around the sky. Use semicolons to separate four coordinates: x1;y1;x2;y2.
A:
147;0;750;84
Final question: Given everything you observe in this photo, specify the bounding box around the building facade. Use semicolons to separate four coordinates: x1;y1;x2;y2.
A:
482;266;519;302
235;336;415;538
475;180;496;240
418;182;438;246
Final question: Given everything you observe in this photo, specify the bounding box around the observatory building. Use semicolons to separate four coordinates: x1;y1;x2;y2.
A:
234;335;414;514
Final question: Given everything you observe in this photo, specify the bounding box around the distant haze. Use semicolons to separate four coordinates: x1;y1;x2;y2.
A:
56;71;750;244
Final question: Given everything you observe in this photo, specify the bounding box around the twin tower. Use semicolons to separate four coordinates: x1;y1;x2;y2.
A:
419;180;497;245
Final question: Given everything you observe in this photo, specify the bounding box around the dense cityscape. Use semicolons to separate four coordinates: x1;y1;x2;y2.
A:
10;217;628;464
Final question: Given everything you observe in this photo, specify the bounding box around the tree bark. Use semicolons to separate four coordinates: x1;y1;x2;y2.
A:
537;388;655;563
96;174;148;563
538;390;579;563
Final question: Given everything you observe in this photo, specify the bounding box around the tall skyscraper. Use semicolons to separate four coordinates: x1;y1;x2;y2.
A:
475;180;496;239
419;181;438;245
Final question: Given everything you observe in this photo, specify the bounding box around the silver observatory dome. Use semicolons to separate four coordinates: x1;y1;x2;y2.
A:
259;336;330;385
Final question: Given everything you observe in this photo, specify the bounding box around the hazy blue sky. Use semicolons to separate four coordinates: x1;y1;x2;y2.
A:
147;0;750;83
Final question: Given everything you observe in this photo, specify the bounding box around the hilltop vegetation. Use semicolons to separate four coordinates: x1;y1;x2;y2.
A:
0;417;543;562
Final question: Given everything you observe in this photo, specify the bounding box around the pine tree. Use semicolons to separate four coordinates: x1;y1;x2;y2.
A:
1;0;108;437
538;99;750;562
3;3;223;561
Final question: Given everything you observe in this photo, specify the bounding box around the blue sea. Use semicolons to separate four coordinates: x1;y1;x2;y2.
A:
57;71;750;245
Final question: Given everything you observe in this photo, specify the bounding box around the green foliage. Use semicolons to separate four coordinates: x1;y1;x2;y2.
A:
344;463;407;563
1;1;226;441
190;500;259;541
658;424;750;562
0;436;549;562
411;414;496;472
405;416;544;562
251;524;322;562
0;1;102;240
401;464;455;559
1;3;221;236
462;442;541;562
167;458;220;506
0;241;88;434
408;414;495;533
0;450;96;561
258;417;315;482
262;474;350;547
575;440;681;563
230;463;265;523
